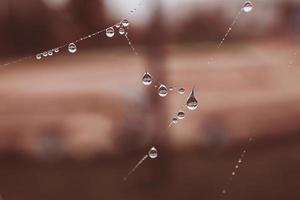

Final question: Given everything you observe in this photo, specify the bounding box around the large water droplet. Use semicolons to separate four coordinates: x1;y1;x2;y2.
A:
186;89;198;111
177;111;185;120
178;88;185;95
68;43;77;53
142;72;152;86
36;54;42;60
106;27;115;38
122;19;129;27
119;27;125;35
148;147;158;159
158;84;168;97
243;1;253;13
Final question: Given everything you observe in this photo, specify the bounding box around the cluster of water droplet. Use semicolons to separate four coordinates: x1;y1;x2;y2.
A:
142;71;198;127
106;19;130;38
36;48;60;60
142;72;188;97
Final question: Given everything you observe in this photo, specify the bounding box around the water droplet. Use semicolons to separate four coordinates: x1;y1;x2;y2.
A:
238;159;242;163
177;111;185;120
119;27;126;35
232;172;236;176
106;27;115;38
122;19;129;27
148;147;158;159
115;23;121;28
36;54;42;60
158;84;168;97
42;51;48;57
243;1;253;13
178;88;185;94
169;87;175;91
235;165;239;169
142;72;152;86
222;189;227;194
186;89;198;111
68;43;77;53
54;48;59;53
48;50;53;56
172;117;178;124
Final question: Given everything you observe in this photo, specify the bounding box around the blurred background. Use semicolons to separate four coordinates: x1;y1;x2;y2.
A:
0;0;300;199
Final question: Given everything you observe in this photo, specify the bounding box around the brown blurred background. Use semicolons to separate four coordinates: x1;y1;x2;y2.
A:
0;0;300;200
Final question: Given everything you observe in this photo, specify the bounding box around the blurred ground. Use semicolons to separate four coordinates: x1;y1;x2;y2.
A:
0;133;299;200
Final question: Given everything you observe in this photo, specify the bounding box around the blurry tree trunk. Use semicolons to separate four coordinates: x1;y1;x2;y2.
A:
144;0;172;187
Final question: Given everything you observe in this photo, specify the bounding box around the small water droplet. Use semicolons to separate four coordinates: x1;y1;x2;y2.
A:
54;48;59;53
186;89;198;111
169;87;175;91
177;111;185;120
122;19;129;27
243;1;253;13
68;43;77;53
238;159;242;163
119;27;126;35
178;88;185;94
142;72;152;86
42;51;48;57
115;23;121;28
235;165;239;169
36;54;42;60
148;147;158;159
232;172;236;176
106;27;115;38
48;50;53;56
158;84;168;97
222;189;227;194
172;117;178;124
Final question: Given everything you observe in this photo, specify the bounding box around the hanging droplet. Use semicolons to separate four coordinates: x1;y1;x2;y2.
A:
36;54;42;60
148;147;158;159
178;87;185;95
68;43;77;53
119;27;126;35
42;51;48;57
158;84;168;97
186;89;198;111
177;111;185;120
122;19;129;27
106;27;115;38
115;23;121;28
54;48;59;53
48;50;53;56
142;72;152;86
242;1;253;13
